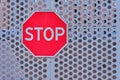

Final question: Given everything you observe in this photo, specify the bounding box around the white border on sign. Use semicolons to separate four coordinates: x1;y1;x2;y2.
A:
22;11;68;57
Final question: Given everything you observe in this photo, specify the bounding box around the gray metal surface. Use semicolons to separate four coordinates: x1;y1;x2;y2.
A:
0;0;119;80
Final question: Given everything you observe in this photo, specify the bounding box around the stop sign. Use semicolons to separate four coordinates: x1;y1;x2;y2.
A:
22;12;67;57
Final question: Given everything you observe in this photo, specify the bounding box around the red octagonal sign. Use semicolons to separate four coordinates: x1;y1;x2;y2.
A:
22;12;67;57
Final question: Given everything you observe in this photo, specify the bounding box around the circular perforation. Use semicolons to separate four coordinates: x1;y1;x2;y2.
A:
0;0;118;80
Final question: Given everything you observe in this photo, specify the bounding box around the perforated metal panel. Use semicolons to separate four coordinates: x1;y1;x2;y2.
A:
0;0;120;80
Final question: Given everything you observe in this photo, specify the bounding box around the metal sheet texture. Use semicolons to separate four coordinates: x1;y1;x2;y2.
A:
0;0;120;80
